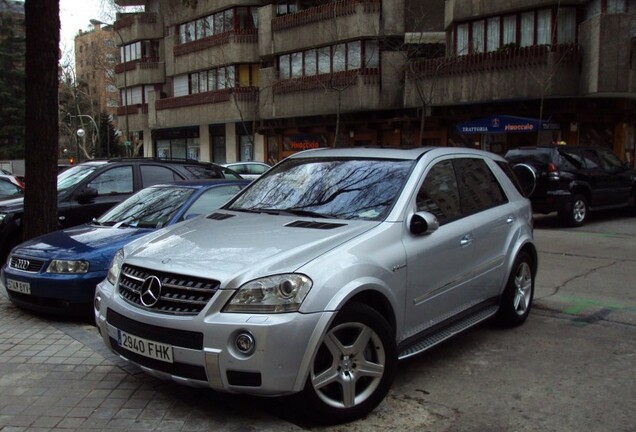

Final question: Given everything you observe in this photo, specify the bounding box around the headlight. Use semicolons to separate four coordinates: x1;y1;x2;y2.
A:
223;274;312;313
46;260;89;273
106;249;124;285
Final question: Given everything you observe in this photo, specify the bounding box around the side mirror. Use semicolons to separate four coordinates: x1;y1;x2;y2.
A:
77;186;98;203
409;211;439;236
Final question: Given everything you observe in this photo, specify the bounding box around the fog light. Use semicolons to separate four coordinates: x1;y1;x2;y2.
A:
235;332;255;355
94;293;101;312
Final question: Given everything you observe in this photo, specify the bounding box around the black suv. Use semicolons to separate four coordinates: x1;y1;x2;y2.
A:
0;158;242;261
505;145;636;226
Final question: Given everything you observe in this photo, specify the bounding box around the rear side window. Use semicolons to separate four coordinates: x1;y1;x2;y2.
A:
140;165;182;188
455;158;507;215
505;148;552;167
496;161;525;196
184;164;240;179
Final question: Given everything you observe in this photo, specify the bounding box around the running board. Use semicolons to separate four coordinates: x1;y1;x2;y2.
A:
398;305;499;360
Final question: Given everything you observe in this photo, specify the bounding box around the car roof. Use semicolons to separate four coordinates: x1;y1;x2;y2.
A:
149;178;251;189
288;146;504;161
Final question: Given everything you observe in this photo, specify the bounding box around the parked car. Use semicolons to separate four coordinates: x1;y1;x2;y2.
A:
1;179;249;317
0;177;24;200
222;161;271;180
0;158;242;262
505;145;636;226
94;147;537;424
0;169;24;188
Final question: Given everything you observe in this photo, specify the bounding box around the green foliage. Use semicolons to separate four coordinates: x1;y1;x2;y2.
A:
0;14;26;158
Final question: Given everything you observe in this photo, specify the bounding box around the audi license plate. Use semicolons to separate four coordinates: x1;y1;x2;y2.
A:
117;330;174;363
6;279;31;295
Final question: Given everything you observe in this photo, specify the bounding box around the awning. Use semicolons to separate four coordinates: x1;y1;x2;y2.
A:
456;115;560;134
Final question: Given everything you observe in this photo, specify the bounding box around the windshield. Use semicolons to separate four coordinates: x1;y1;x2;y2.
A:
96;186;195;228
227;157;414;220
57;164;101;193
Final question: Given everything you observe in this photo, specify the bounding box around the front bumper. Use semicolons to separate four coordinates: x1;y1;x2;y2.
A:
1;266;105;315
95;280;333;396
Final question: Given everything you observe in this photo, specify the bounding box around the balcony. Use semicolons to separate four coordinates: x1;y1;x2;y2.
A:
114;12;162;43
115;58;165;87
267;0;393;55
404;44;581;107
151;88;259;129
116;104;148;133
166;30;259;76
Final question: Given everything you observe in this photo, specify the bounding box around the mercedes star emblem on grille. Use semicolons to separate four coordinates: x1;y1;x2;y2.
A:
140;275;162;307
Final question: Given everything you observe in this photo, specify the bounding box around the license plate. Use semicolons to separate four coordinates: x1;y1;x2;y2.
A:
117;330;174;363
6;279;31;295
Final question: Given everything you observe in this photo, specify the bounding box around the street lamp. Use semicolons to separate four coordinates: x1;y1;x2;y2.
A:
90;18;130;155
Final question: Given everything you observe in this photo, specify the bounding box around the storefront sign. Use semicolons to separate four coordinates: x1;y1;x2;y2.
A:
456;115;560;134
284;134;326;151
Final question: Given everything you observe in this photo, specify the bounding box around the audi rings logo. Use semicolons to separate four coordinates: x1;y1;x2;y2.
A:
14;259;30;271
139;275;162;307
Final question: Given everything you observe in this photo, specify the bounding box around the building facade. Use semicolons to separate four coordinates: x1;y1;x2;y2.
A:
111;0;636;166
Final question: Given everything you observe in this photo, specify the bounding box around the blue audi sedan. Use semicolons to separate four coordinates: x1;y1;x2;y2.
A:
1;179;248;317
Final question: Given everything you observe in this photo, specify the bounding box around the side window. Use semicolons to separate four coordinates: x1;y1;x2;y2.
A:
579;150;602;169
251;164;268;175
496;161;525;196
455;158;507;215
596;149;623;170
183;165;226;179
416;160;461;224
87;166;133;195
559;149;584;170
140;165;182;188
182;185;245;220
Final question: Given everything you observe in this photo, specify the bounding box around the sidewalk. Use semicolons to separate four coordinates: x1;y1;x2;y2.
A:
0;289;301;432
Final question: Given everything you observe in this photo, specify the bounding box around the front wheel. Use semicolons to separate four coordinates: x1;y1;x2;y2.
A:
496;252;534;327
298;303;397;425
560;194;588;227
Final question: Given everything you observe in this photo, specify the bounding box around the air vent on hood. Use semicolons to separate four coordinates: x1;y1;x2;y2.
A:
285;220;346;230
207;212;234;220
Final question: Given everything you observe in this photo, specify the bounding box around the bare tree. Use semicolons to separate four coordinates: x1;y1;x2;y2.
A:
22;0;60;241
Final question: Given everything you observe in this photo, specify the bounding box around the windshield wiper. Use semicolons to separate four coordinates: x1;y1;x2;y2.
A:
283;208;329;218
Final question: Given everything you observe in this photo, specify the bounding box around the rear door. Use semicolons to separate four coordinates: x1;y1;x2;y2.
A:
595;148;632;205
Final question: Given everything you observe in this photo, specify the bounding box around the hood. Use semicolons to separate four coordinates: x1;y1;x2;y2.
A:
14;224;154;271
124;212;378;287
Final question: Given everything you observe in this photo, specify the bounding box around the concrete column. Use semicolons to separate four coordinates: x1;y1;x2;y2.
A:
225;123;237;162
199;124;211;162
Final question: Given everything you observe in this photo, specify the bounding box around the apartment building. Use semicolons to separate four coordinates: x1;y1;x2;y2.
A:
74;24;120;121
112;0;635;166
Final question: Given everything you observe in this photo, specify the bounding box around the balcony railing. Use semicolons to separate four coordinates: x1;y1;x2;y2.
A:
174;29;258;57
155;87;258;110
273;68;380;94
407;44;579;79
115;57;161;74
114;12;157;31
272;0;381;31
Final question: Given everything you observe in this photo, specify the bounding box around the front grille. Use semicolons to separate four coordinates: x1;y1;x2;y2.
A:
118;264;220;316
9;256;46;273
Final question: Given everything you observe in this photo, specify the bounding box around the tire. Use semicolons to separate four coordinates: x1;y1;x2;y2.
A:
496;252;534;327
298;302;397;425
560;194;588;227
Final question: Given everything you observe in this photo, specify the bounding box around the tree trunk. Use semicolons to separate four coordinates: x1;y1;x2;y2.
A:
23;0;60;241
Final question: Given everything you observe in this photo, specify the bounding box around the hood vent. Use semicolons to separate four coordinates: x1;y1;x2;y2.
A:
207;212;234;220
285;220;346;230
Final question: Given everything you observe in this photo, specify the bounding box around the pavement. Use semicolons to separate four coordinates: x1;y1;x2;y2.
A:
0;289;304;432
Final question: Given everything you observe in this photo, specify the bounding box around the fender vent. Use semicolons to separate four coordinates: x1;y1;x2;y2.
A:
285;220;346;230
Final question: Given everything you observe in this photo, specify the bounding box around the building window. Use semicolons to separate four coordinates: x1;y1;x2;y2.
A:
454;6;578;55
177;6;258;45
277;39;380;80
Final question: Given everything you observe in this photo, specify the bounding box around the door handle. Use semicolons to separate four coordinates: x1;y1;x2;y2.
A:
506;216;515;224
460;234;473;247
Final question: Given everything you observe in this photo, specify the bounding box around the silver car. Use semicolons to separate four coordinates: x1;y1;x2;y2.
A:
95;147;536;424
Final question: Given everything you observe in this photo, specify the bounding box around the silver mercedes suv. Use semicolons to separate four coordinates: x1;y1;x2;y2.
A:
95;147;537;424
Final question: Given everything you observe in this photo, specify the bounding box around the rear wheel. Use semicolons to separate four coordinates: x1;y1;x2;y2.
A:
560;194;587;227
298;302;397;425
497;252;534;327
